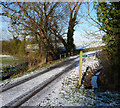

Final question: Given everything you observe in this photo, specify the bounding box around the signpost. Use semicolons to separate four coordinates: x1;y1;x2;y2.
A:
78;51;87;87
79;51;83;87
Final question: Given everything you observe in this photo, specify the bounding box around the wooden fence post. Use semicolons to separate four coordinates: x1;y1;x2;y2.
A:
64;53;66;58
71;52;73;56
68;52;70;56
60;54;61;59
94;53;96;60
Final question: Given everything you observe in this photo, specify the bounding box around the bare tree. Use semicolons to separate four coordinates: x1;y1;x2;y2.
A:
0;1;84;56
1;2;63;58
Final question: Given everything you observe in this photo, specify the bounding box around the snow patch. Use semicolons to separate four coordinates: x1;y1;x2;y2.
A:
38;51;120;106
0;55;13;57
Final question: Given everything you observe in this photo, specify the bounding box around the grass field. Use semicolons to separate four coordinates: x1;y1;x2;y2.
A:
0;55;27;66
82;46;105;52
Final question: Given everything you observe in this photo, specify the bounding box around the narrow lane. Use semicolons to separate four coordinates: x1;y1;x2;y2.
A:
0;56;79;107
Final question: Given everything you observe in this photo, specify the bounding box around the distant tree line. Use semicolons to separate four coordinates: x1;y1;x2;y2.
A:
2;36;24;55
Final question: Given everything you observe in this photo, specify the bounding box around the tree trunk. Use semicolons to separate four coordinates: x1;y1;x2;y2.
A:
67;18;76;53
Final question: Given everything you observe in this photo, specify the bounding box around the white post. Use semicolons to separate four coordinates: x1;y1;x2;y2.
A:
64;53;66;58
60;54;61;59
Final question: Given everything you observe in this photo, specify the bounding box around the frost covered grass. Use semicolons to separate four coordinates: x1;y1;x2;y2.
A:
39;53;120;106
36;57;68;71
0;55;72;87
82;46;104;53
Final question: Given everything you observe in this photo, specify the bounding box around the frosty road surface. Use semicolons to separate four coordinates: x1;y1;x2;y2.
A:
22;51;120;106
0;56;79;107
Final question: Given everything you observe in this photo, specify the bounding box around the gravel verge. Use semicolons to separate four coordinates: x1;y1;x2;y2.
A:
32;53;120;106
